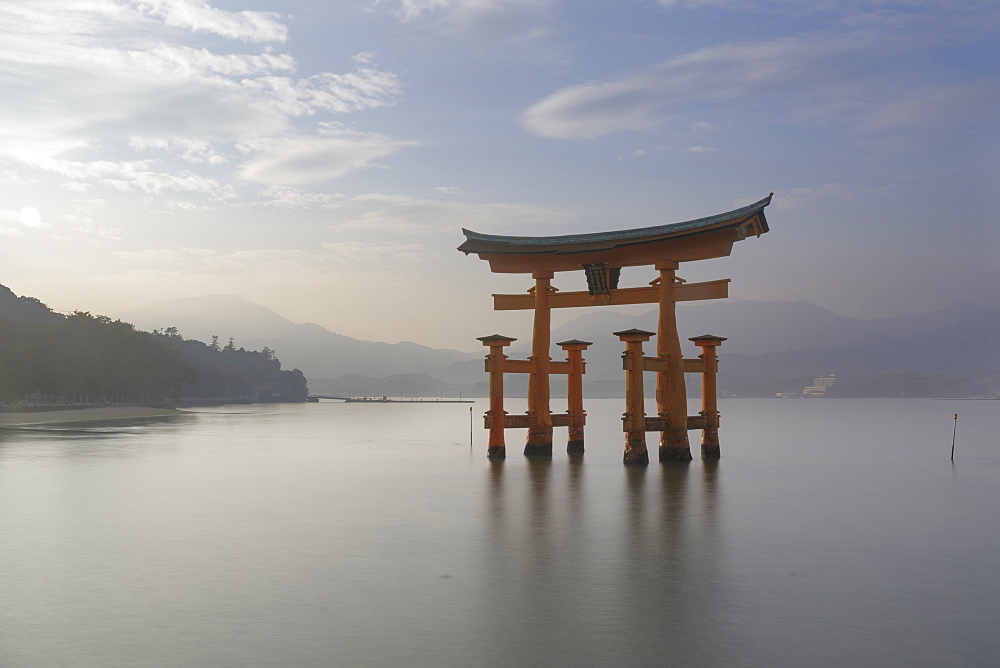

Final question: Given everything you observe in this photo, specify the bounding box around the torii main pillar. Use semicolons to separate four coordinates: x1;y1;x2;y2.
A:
525;271;554;456
656;261;692;461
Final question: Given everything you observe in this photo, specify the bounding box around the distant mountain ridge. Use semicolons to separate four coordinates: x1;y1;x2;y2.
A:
119;295;480;382
118;294;1000;390
546;299;1000;380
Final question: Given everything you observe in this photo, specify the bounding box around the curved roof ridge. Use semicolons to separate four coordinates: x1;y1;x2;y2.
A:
461;194;772;246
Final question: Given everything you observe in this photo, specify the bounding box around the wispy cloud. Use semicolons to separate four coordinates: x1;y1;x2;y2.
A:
111;242;431;281
769;183;895;210
521;35;998;141
253;186;343;209
657;0;1000;18
59;215;123;243
237;128;418;186
372;0;561;60
322;240;429;267
335;192;576;233
129;0;288;43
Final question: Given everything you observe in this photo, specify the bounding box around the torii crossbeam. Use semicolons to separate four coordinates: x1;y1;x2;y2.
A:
459;194;772;464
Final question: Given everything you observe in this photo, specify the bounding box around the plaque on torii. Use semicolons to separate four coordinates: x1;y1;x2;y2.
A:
459;194;771;465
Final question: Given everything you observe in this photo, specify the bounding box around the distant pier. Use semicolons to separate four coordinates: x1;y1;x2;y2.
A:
309;395;474;404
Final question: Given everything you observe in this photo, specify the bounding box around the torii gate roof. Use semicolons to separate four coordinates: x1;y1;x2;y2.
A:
459;194;771;274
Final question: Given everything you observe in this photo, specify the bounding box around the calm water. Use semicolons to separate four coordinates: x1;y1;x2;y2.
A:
1;398;997;666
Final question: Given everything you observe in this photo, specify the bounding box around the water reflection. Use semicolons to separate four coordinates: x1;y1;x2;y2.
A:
0;416;189;460
480;454;727;663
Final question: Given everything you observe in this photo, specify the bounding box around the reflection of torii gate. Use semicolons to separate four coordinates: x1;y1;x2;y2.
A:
459;194;771;465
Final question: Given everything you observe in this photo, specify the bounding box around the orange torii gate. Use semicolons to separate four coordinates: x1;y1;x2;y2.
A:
459;194;772;464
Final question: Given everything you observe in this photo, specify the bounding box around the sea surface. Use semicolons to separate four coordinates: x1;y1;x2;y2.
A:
1;398;997;666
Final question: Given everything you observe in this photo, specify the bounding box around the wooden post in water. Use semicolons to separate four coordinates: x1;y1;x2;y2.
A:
951;413;958;461
690;335;726;459
656;262;692;462
525;271;554;457
617;329;655;465
558;339;591;454
478;334;516;459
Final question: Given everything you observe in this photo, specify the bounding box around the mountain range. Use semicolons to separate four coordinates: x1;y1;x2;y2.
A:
544;299;1000;381
118;295;1000;394
118;295;480;392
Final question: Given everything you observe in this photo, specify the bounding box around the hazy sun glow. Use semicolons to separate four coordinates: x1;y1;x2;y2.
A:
17;207;41;228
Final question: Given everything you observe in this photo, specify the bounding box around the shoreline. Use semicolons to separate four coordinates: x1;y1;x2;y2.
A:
0;406;183;427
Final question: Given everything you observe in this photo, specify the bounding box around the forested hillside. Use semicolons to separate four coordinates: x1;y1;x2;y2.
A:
156;329;308;401
0;285;308;406
0;312;197;404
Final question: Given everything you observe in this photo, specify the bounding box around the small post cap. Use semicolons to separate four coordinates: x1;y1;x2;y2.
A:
689;334;727;344
614;328;655;341
477;334;517;346
556;339;593;348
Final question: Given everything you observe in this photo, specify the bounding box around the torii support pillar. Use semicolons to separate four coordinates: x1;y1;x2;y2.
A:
557;339;591;454
690;335;726;459
616;329;655;465
525;271;554;457
478;334;516;459
656;262;693;462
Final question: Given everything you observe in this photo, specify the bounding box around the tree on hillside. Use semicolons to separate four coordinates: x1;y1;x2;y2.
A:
48;312;198;400
164;334;308;401
0;312;198;403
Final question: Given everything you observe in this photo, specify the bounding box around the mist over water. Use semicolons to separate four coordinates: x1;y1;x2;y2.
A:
1;399;997;665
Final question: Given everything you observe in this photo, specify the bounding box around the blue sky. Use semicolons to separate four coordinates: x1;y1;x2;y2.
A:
0;0;996;350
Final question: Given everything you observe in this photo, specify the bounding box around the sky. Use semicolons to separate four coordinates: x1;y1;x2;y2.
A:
0;0;997;351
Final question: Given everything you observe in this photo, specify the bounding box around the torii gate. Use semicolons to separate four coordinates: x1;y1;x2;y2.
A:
459;194;771;465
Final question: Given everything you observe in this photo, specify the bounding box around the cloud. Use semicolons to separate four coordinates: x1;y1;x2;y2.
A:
856;82;1000;133
688;145;718;153
521;35;998;140
129;0;288;43
37;159;220;194
657;0;742;8
107;248;350;289
0;3;407;198
238;131;418;186
768;183;894;210
322;240;429;267
522;76;669;139
110;243;429;280
377;0;451;22
253;186;343;208
335;192;576;233
373;0;561;59
689;120;730;132
657;0;1000;16
377;0;553;27
0;210;23;229
60;215;123;242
